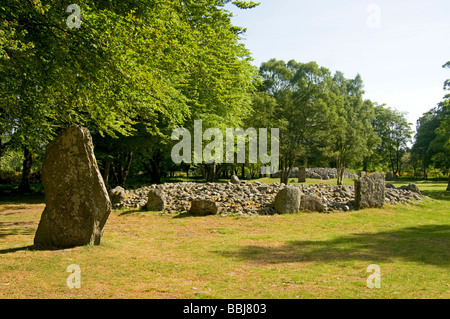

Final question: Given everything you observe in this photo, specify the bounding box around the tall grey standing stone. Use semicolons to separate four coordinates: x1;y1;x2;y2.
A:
354;172;385;210
273;186;302;214
145;189;166;211
34;126;112;248
298;167;306;183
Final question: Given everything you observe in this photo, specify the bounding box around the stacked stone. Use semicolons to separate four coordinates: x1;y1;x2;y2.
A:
110;181;424;216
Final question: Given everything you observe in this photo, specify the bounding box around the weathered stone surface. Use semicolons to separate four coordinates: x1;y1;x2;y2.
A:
406;183;421;194
355;172;385;210
273;186;302;214
190;199;221;216
109;186;126;206
145;189;166;211
230;175;240;185
34;126;112;248
298;167;306;183
111;180;424;215
273;167;357;180
300;194;325;212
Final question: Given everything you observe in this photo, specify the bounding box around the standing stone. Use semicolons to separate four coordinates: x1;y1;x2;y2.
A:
189;199;221;216
300;194;325;212
109;186;126;207
273;186;302;214
34;126;112;248
354;172;385;210
385;172;393;181
230;175;240;184
298;167;306;183
145;189;166;211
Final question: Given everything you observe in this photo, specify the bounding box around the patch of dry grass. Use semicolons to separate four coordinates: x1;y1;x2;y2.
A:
0;181;449;299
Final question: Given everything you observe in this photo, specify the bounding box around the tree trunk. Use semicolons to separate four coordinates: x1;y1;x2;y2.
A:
447;174;450;192
336;157;345;186
111;152;133;188
205;163;218;182
144;152;163;184
18;147;33;193
281;164;294;185
102;161;111;189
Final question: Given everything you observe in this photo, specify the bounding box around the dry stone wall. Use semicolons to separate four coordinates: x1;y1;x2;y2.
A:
111;180;424;216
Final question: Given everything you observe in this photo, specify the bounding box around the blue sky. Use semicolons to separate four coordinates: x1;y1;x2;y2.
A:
226;0;450;131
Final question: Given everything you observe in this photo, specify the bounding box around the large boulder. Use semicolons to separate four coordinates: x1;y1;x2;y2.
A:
354;172;385;210
300;194;325;212
406;183;421;195
34;126;112;249
109;186;126;207
189;199;221;216
230;175;240;185
145;189;166;211
273;186;302;214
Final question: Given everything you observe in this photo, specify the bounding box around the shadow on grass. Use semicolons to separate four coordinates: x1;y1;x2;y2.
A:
217;224;450;267
0;244;80;254
0;221;36;239
0;193;45;205
118;209;144;217
421;190;450;201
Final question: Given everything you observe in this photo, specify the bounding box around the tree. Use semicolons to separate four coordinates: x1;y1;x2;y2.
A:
328;73;378;185
259;59;337;184
411;61;450;190
372;105;413;176
411;107;442;179
437;61;450;190
0;0;259;189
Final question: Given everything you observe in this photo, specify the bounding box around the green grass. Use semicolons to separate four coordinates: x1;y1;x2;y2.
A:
0;179;448;299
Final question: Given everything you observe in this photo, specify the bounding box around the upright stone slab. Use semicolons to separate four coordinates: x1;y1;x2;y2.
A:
145;189;166;211
34;126;112;248
354;172;385;210
297;167;306;183
273;186;302;214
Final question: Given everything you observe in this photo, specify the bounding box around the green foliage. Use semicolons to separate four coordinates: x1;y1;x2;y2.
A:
256;59;377;185
370;105;413;175
0;0;259;187
412;61;450;183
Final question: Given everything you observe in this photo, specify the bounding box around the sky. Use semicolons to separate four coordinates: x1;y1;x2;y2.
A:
226;0;450;132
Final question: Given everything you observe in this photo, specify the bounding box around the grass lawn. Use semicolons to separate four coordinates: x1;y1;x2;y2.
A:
0;178;448;299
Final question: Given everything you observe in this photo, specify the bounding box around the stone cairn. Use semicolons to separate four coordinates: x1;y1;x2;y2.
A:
110;176;424;216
